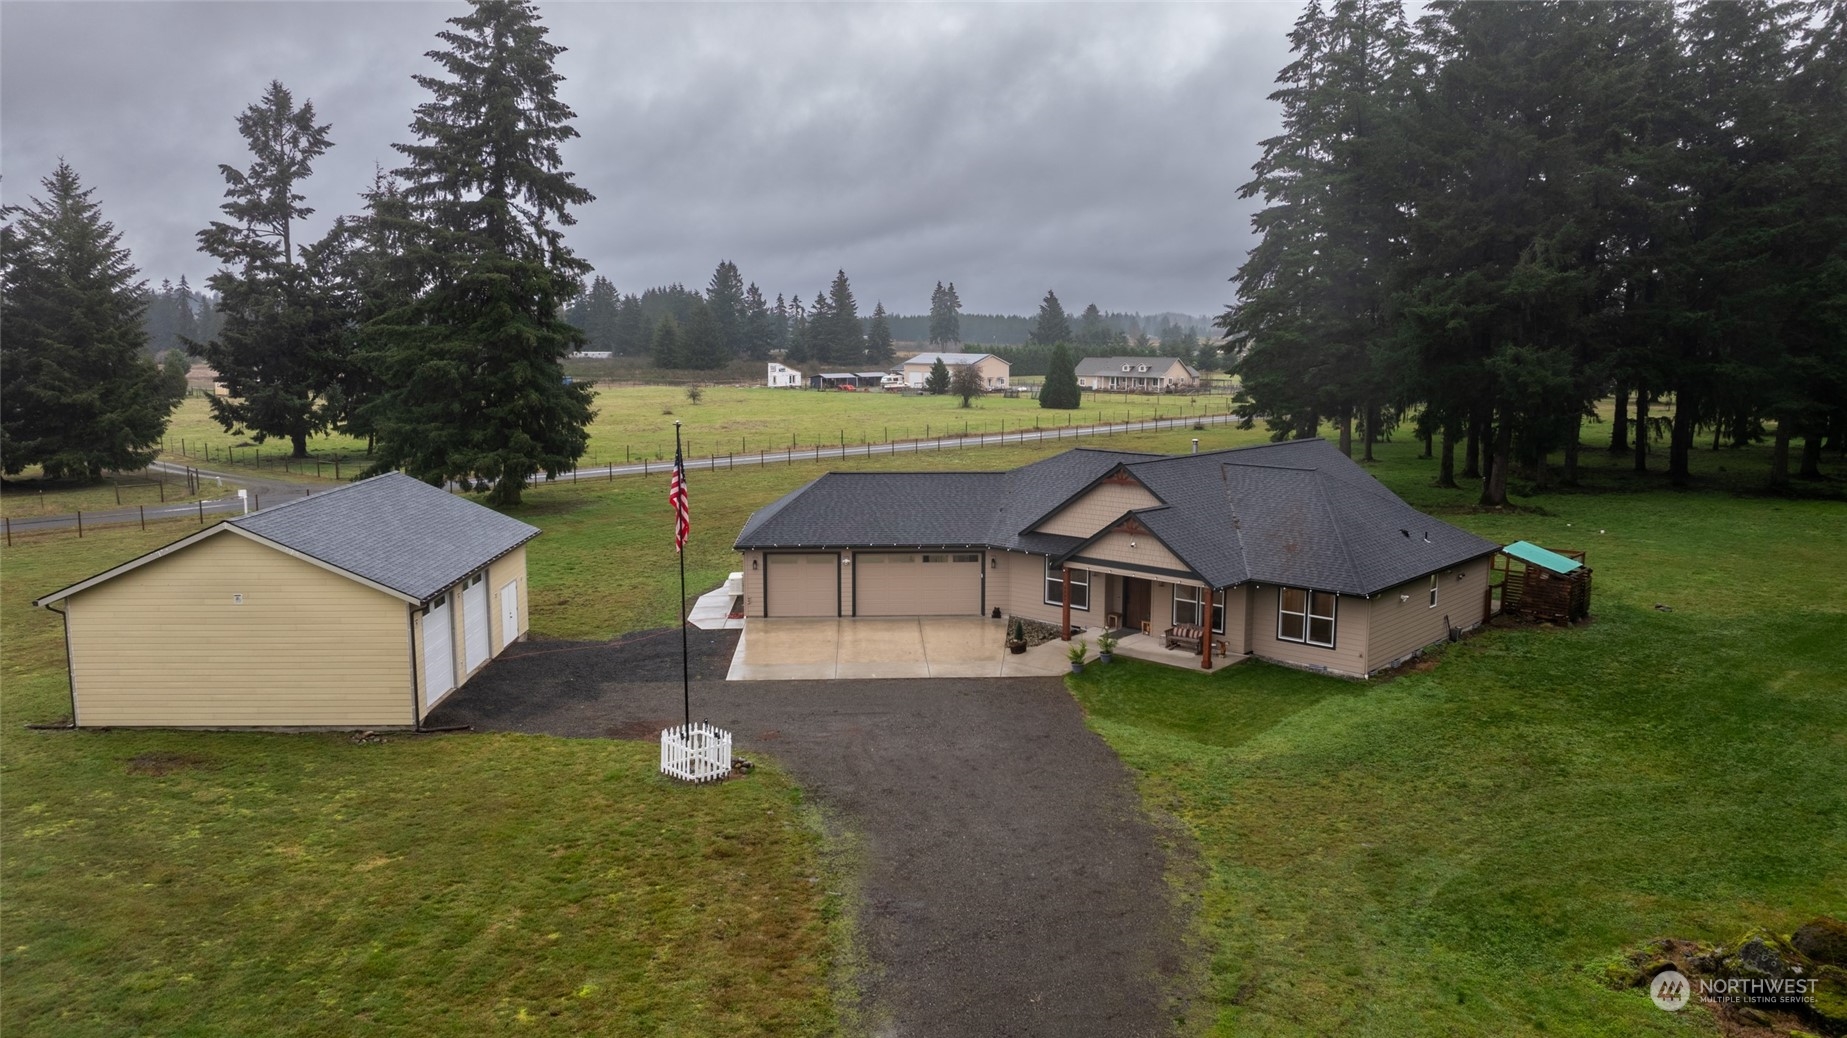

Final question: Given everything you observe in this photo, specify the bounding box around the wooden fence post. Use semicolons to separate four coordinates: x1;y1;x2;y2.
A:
77;510;83;538
140;505;146;530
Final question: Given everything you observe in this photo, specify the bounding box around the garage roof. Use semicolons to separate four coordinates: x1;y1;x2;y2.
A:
36;473;540;607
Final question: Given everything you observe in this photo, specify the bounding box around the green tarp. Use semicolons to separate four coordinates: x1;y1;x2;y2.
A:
1502;540;1583;575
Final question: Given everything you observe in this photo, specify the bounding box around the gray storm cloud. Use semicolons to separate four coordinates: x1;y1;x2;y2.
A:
1;1;1297;316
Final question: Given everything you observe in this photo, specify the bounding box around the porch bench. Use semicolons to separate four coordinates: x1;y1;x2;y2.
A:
1165;624;1205;652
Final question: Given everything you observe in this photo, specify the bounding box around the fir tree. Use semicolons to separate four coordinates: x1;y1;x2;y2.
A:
1076;303;1110;349
742;283;776;360
197;79;340;457
925;357;951;395
681;298;727;369
928;280;962;345
707;260;745;357
824;269;862;366
651;314;684;369
1039;342;1082;409
613;293;647;356
866;302;895;366
363;0;595;505
1029;290;1071;345
1;162;179;478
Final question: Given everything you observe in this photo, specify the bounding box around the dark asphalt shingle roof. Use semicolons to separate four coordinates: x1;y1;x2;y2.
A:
1072;356;1197;377
231;472;540;602
734;440;1499;596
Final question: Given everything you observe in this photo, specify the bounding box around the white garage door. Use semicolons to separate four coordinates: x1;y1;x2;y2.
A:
765;553;838;616
855;552;982;616
423;594;456;708
462;574;490;672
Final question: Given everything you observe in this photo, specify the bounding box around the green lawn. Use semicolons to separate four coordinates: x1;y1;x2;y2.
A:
1069;435;1847;1036
153;384;1234;477
1;530;844;1036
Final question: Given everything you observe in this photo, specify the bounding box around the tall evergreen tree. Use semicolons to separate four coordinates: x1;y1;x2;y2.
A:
650;314;684;369
197;79;340;458
363;0;595;505
1029;289;1071;345
866;302;895;366
928;280;962;345
680;297;727;369
707;260;745;357
1076;303;1110;349
824;269;862;366
579;275;620;351
1040;342;1082;409
1;163;180;478
321;168;417;451
784;295;811;363
742;283;776;360
612;293;647;356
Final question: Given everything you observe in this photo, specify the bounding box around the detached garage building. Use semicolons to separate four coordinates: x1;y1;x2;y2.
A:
34;473;537;729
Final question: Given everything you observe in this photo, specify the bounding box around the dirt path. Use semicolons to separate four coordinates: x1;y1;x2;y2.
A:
430;630;1193;1037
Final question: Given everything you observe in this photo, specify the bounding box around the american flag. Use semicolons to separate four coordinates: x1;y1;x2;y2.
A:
669;444;690;552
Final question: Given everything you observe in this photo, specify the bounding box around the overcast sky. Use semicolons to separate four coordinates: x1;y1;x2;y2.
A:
1;1;1300;317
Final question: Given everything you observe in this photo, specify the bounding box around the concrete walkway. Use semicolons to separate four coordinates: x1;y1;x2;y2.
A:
726;616;1074;680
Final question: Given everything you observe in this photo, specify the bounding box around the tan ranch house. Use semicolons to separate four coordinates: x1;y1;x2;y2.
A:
1075;356;1200;393
35;473;536;729
895;351;1011;390
734;439;1500;677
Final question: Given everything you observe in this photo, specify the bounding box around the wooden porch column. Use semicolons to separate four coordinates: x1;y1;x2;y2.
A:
1201;586;1214;669
1061;564;1072;639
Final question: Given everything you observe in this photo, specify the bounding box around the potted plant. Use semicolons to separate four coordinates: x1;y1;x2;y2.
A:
1007;618;1027;655
1067;639;1088;674
1097;631;1118;663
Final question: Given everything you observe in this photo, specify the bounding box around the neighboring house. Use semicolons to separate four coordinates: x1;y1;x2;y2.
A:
894;352;1010;389
734;439;1500;678
1075;356;1200;393
35;473;537;728
767;362;802;388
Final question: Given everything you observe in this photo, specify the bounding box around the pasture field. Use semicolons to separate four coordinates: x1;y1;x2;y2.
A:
152;383;1232;477
0;466;229;519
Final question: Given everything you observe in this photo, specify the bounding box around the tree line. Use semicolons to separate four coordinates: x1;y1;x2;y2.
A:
1221;0;1844;501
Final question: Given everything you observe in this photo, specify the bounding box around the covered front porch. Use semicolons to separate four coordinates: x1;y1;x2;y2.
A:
1053;558;1247;671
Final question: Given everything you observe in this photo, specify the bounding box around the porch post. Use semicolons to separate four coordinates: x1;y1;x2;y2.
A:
1061;564;1072;640
1201;586;1214;670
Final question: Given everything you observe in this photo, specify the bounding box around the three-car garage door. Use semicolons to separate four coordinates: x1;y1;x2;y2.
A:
855;552;983;615
765;553;839;616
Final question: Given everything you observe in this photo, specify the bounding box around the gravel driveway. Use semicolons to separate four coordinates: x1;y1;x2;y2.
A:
430;629;1193;1037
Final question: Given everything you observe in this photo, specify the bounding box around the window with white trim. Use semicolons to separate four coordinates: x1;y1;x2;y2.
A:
1171;585;1228;635
1277;587;1337;647
1044;559;1090;610
1429;573;1439;608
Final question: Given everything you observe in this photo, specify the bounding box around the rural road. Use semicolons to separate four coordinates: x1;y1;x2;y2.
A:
7;411;1242;535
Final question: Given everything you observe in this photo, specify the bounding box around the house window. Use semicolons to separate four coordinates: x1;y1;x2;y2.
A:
1429;573;1439;608
1044;559;1090;610
1278;587;1337;647
1172;585;1225;633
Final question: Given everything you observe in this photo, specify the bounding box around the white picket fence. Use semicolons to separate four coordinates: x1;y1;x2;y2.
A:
660;722;732;783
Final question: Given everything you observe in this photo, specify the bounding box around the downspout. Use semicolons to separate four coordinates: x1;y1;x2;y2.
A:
44;602;79;728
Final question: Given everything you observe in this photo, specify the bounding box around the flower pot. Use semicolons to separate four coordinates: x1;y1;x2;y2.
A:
1098;652;1114;664
1008;641;1027;655
1069;662;1084;674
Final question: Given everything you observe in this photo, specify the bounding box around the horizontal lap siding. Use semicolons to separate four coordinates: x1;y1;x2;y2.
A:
1367;564;1491;671
993;551;1074;626
66;534;412;727
1248;585;1369;677
1034;483;1160;537
741;550;765;617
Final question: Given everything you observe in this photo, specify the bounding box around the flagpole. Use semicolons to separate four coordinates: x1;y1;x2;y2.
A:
675;422;690;733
